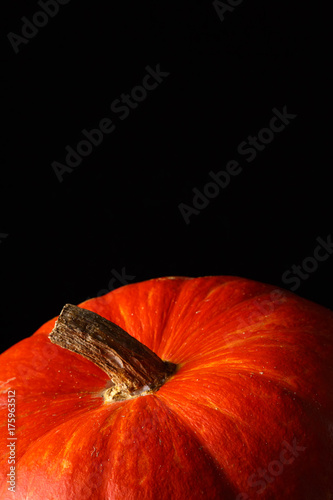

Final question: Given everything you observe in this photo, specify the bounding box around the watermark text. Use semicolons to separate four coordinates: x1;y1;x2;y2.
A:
7;390;16;492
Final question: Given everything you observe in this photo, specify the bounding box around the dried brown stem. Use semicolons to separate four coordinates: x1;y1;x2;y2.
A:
49;304;176;401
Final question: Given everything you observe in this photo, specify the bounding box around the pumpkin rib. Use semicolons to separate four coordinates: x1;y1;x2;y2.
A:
156;280;282;362
0;394;105;468
0;400;131;498
91;276;243;360
168;290;332;370
156;372;330;498
142;394;237;499
154;388;261;498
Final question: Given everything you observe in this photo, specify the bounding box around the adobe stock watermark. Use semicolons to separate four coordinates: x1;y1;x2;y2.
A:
178;105;297;224
7;0;71;54
7;389;17;493
282;234;333;292
235;288;287;331
51;64;170;182
213;0;244;23
84;267;136;301
236;437;306;499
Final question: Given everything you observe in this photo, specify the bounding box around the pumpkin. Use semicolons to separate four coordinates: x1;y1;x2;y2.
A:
0;276;332;499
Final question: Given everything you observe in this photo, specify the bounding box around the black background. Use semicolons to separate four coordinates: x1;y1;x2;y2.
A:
1;1;331;353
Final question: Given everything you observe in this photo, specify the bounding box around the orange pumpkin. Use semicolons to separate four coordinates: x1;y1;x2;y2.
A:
0;276;332;499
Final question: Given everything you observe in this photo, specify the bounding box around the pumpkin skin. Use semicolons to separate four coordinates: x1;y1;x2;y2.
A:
0;276;333;499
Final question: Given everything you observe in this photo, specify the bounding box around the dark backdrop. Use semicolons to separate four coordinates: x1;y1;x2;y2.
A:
1;1;331;353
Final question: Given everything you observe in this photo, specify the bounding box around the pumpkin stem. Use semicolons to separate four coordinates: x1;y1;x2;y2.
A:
49;304;177;402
